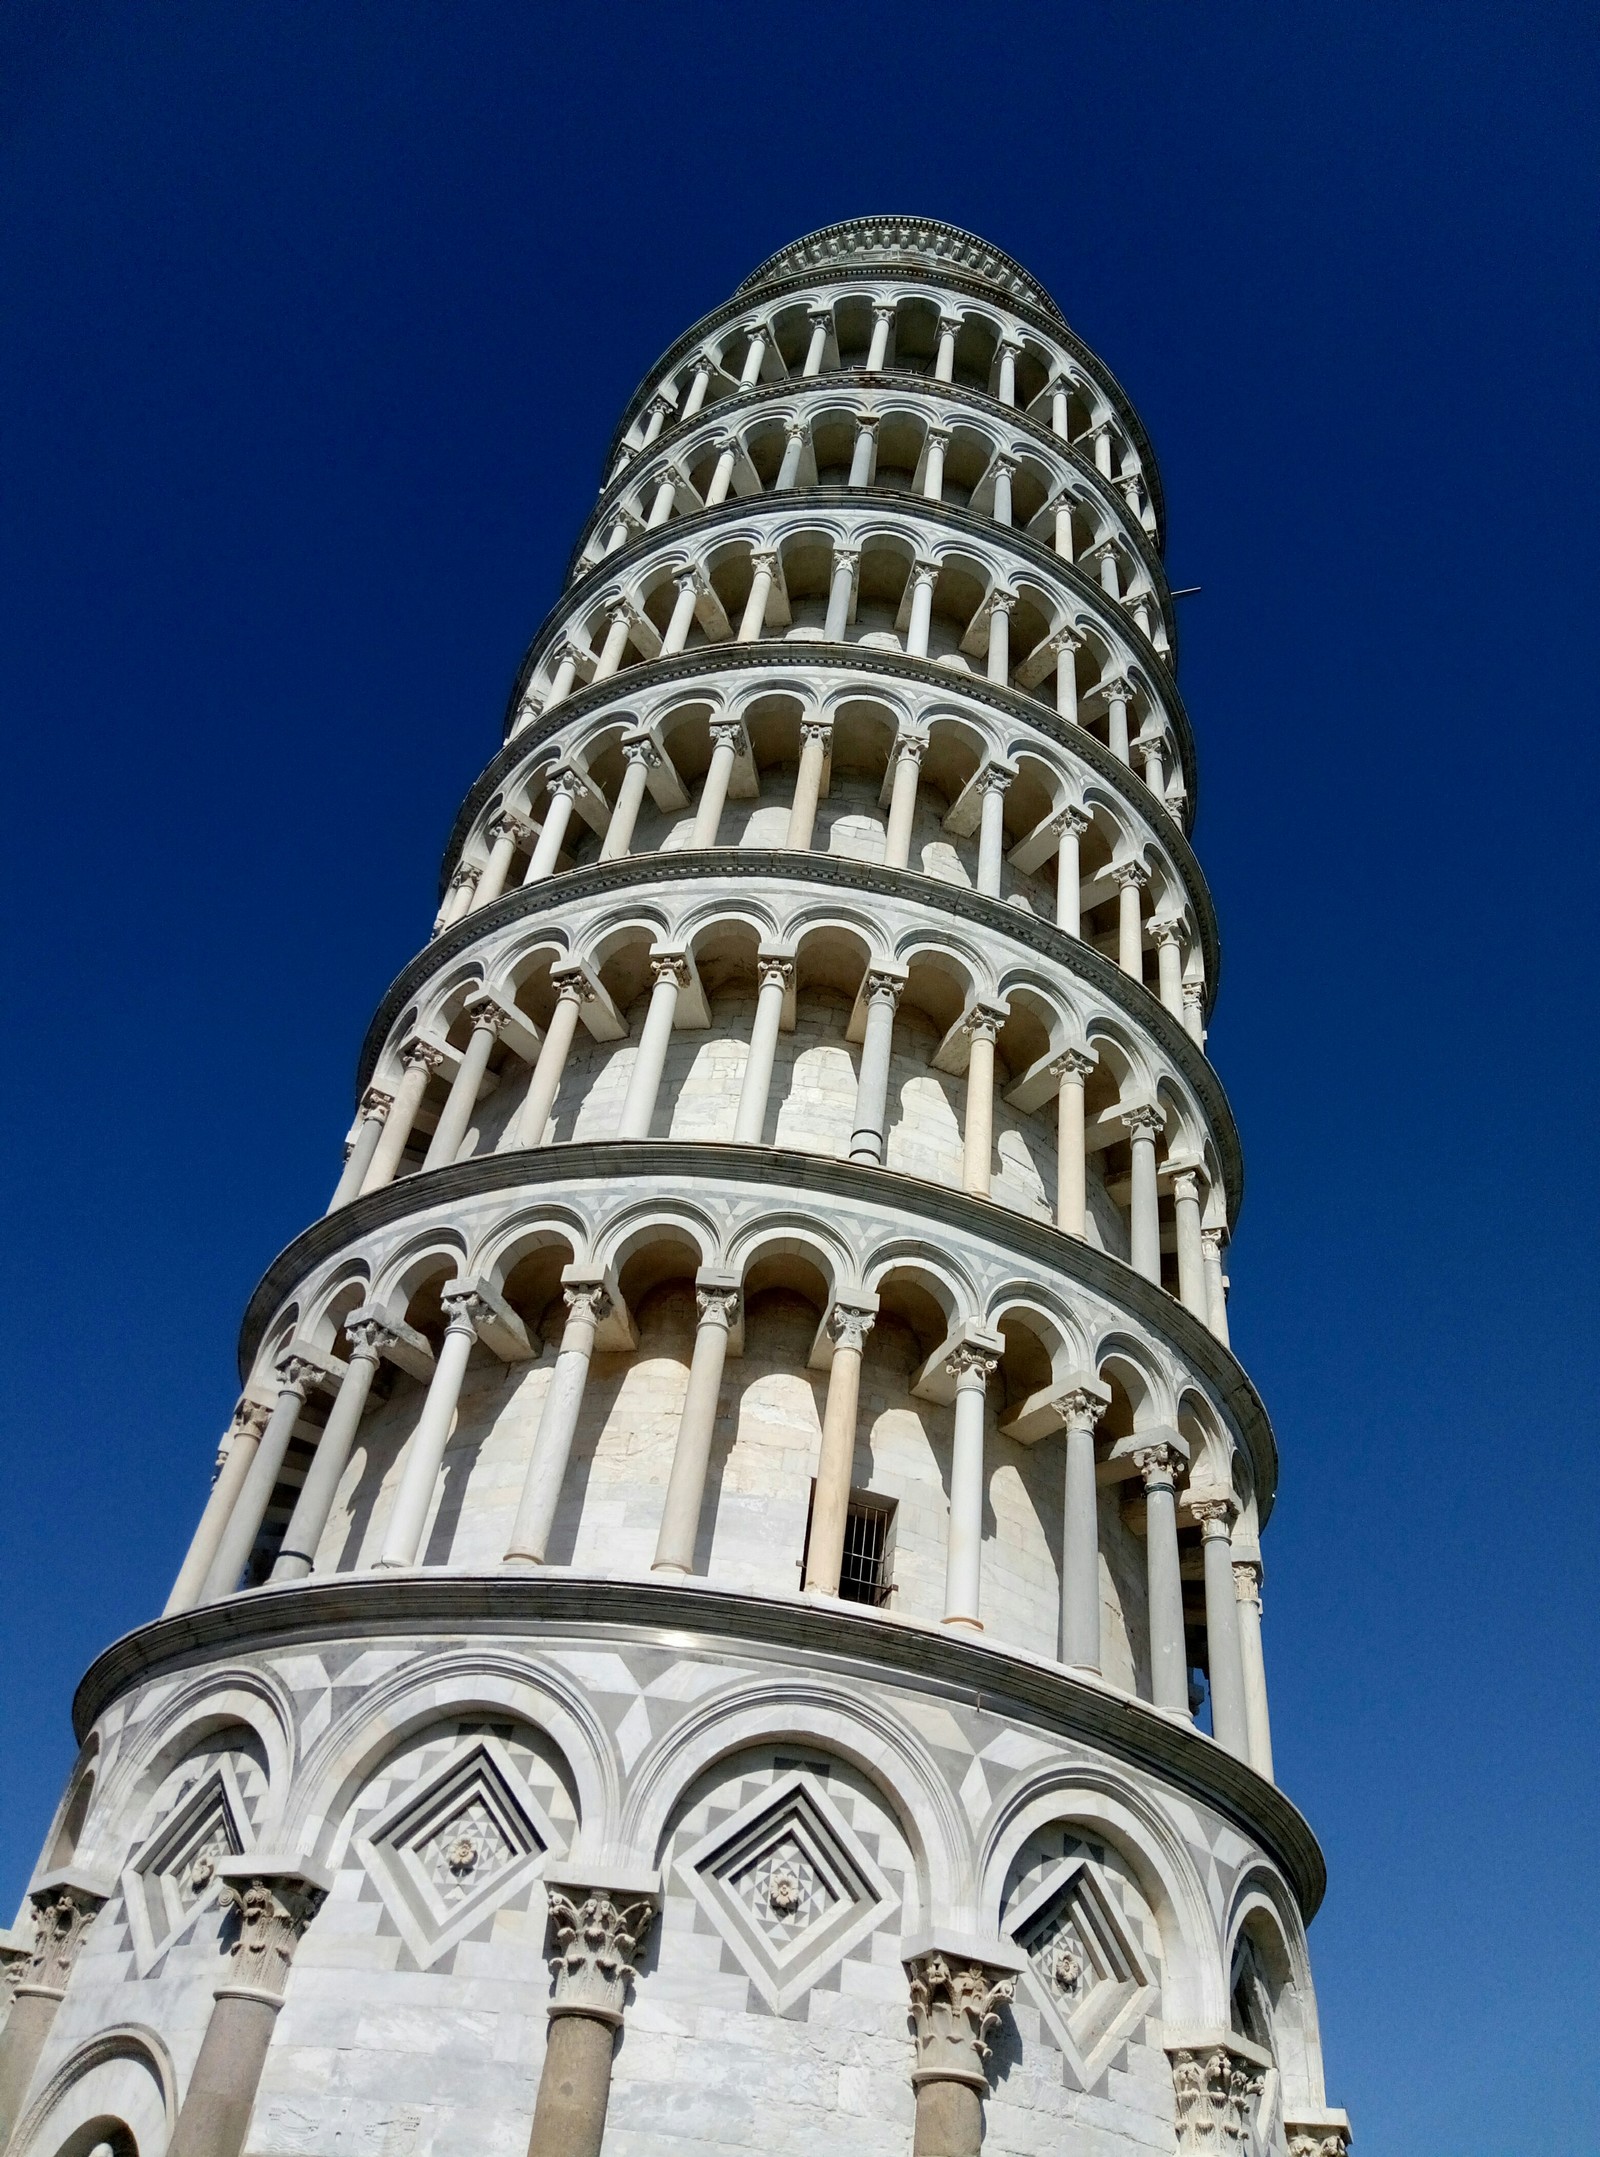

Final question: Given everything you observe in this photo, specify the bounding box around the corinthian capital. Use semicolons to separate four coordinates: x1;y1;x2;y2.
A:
905;1952;1016;2090
1168;2043;1267;2153
21;1878;108;2000
546;1887;658;2025
215;1862;329;2001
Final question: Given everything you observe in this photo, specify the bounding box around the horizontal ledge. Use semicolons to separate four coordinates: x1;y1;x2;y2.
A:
235;1136;1276;1519
70;1571;1321;1916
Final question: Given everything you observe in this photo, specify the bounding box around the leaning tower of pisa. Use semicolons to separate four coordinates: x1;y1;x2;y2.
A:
1;219;1352;2157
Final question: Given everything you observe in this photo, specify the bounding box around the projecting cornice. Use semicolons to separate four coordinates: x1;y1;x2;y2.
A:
70;1570;1322;1916
738;218;1067;323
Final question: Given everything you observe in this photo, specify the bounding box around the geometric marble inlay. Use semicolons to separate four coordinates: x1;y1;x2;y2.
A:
1007;1855;1158;2086
121;1760;247;1976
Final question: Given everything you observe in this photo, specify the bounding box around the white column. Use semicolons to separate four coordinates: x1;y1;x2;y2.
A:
434;865;479;933
775;419;808;491
984;590;1014;685
1150;917;1185;1016
1053;498;1075;560
506;973;590;1149
975;766;1012;896
802;1304;877;1595
1101;675;1133;761
802;306;830;376
922;425;949;502
1050;380;1071;438
1170;1167;1207;1318
943;1346;996;1627
327;1088;392;1212
1095;542;1121;599
905;560;937;658
1202;1228;1231;1345
883;733;925;868
544;643;582;709
960;1006;1004;1198
733;956;792;1143
526;775;579;882
164;1403;270;1615
1052;1050;1094;1236
1182;981;1207;1047
824;545;858;641
995;338;1019;406
272;1321;390;1580
645;472;676;528
1194;1500;1249;1759
737;547;777;641
1123;1104;1165;1284
503;1283;610;1566
1138;729;1167;799
201;1358;318;1602
786;719;830;849
376;1289;483;1569
1093;421;1114;477
680;358;713;418
934;312;959;383
848;413;879;486
1234;1559;1275;1779
361;1043;444;1192
1053;627;1082;723
691;720;742;847
660;567;702;656
592;602;634;682
1113;860;1149;979
1056;1384;1108;1669
421;1001;506;1170
991;453;1015;526
618;954;687;1139
652;1281;741;1574
866;300;894;371
1052;807;1089;933
639;395;671;446
739;324;769;386
470;815;530;911
598;738;659;862
848;970;902;1164
1136;1442;1191;1715
703;436;738;506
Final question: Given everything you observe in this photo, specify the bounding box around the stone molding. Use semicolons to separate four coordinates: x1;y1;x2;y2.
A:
737;218;1064;322
68;1573;1325;1917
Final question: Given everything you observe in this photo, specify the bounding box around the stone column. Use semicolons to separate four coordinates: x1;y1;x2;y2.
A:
739;325;769;385
652;1280;740;1575
691;720;743;847
1113;859;1150;980
164;1403;271;1615
1049;382;1071;439
904;1951;1015;2157
1169;1167;1207;1319
1092;422;1114;478
617;954;688;1140
1056;1382;1109;1670
1053;498;1076;561
508;972;592;1150
375;1288;484;1569
975;765;1013;897
983;590;1013;685
866;300;894;371
848;969;904;1164
823;546;859;642
883;732;926;868
1122;1103;1165;1285
1101;675;1134;762
1095;542;1121;599
421;1000;508;1170
1234;1559;1275;1779
660;567;702;656
1138;729;1168;800
598;737;660;863
934;312;960;382
645;472;676;528
905;559;938;658
1150;916;1185;1017
1193;1500;1249;1759
943;1347;997;1629
1052;1050;1094;1236
591;601;634;683
733;957;792;1143
434;863;480;933
526;1886;659;2157
201;1357;320;1602
990;452;1015;526
848;412;879;485
801;305;831;376
1053;626;1082;722
271;1322;391;1581
775;418;809;492
472;815;532;911
785;719;831;849
327;1088;393;1211
994;338;1019;406
703;435;738;507
1052;806;1089;933
639;395;671;445
165;1862;328;2157
526;775;580;882
1135;1443;1190;1714
680;357;713;417
543;644;582;711
802;1304;878;1595
922;425;950;502
504;1283;611;1567
960;1006;1005;1199
737;547;777;641
361;1042;445;1193
1182;980;1207;1047
1201;1228;1231;1346
0;1877;108;2148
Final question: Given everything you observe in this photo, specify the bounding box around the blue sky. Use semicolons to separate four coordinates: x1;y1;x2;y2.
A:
2;6;1596;2151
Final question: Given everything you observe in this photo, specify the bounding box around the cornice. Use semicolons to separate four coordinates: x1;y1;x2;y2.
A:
70;1571;1319;1916
234;1137;1274;1516
365;851;1235;1202
737;219;1067;324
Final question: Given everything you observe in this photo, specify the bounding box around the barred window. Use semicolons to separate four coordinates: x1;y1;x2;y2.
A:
802;1486;896;1607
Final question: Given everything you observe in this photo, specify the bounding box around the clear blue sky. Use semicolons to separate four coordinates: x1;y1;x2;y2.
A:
2;6;1595;2151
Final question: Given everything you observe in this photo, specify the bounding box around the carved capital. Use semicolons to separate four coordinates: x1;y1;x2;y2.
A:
853;410;881;433
695;1284;741;1328
975;761;1015;797
546;1888;657;2024
961;1002;1007;1044
621;734;663;770
1120;1102;1166;1141
708;718;746;752
550;966;598;1007
448;863;481;894
488;812;532;848
464;995;514;1038
905;1953;1015;2090
562;1282;612;1328
1169;2045;1267;2152
1050;1047;1096;1084
1134;1442;1185;1492
862;967;905;1010
1189;1495;1238;1537
1285;2127;1351;2157
274;1354;321;1402
756;955;795;992
345;1317;396;1363
1052;1385;1108;1437
944;1345;998;1388
909;557;940;590
649;952;692;991
1096;672;1135;704
1148;915;1186;947
748;545;780;576
232;1399;273;1442
1201;1226;1228;1256
360;1085;395;1123
1112;857;1152;891
21;1882;107;2000
403;1039;447;1078
1050;804;1092;839
216;1871;327;2001
1233;1560;1262;1605
440;1287;492;1338
828;1302;877;1356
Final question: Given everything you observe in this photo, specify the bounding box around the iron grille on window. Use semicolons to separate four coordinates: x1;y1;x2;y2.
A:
838;1496;895;1606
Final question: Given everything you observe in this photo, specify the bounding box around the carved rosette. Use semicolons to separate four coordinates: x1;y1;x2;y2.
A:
20;1882;107;2001
216;1873;327;2002
905;1952;1016;2091
1169;2045;1266;2152
546;1890;658;2026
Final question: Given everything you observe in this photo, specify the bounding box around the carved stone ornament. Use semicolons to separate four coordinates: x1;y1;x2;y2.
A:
828;1303;877;1356
22;1882;107;2000
216;1873;327;2000
546;1889;657;2025
0;1938;30;2007
1286;2130;1351;2157
905;1952;1016;2091
1168;2045;1266;2152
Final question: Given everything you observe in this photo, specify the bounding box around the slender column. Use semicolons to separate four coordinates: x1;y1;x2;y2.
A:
617;954;687;1139
271;1323;390;1580
1150;916;1185;1016
421;1000;507;1170
598;737;659;862
990;452;1015;526
591;602;633;683
434;863;479;932
848;412;879;485
652;1281;740;1575
995;338;1019;406
1114;859;1150;979
1182;980;1207;1047
471;814;531;911
327;1088;392;1211
802;1304;877;1595
504;1283;611;1566
680;358;713;418
905;1953;1015;2157
691;720;742;846
361;1042;444;1192
905;560;938;657
526;775;579;882
166;1865;327;2157
922;425;949;502
802;305;831;376
544;644;581;709
732;957;792;1143
934;312;959;382
883;732;926;868
508;972;591;1149
0;1880;108;2148
848;970;903;1164
1193;1500;1249;1759
1101;675;1134;761
165;1404;271;1615
1095;542;1121;598
1138;728;1168;799
1123;1104;1165;1284
785;719;830;849
866;300;894;371
1234;1560;1275;1779
1052;806;1089;933
1050;381;1071;438
527;1889;659;2157
984;589;1013;685
660;567;702;656
1201;1228;1231;1345
703;435;737;506
1093;421;1114;477
201;1357;319;1602
645;472;676;528
1056;1384;1109;1670
823;544;859;641
737;546;777;640
975;765;1012;896
639;395;671;446
1136;1443;1191;1714
739;324;768;385
775;418;808;491
1053;498;1075;560
603;513;631;556
943;1347;996;1628
1052;1049;1094;1236
960;1006;1005;1199
1169;1167;1207;1318
1053;626;1082;722
375;1289;484;1569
